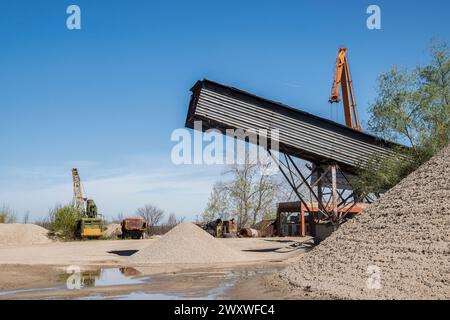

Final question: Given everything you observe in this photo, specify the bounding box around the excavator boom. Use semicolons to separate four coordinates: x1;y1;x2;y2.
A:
329;48;361;131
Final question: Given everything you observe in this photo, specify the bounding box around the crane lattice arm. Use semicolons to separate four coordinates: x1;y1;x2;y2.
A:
329;48;361;131
72;168;87;210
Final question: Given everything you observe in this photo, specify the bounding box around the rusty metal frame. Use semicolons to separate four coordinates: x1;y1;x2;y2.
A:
269;151;371;225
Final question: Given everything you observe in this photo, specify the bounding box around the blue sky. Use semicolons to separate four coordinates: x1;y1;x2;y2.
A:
0;0;448;221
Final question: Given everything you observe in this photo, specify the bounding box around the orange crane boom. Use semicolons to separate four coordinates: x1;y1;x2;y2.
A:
329;48;361;131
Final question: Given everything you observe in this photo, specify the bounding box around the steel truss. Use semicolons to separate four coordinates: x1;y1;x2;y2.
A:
268;150;374;225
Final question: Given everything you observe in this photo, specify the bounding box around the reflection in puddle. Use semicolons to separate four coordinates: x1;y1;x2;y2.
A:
92;268;145;287
0;267;147;297
80;276;234;300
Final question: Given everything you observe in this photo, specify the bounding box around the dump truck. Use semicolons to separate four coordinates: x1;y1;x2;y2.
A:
121;218;147;239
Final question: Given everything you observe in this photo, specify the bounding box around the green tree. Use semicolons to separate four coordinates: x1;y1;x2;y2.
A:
368;67;422;152
202;182;231;222
353;149;418;195
416;39;450;156
202;161;278;227
360;39;449;193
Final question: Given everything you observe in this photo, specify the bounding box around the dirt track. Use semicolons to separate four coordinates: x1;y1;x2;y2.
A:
0;239;152;266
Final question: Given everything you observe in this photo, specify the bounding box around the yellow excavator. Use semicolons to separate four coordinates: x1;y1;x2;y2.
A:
72;168;103;238
329;48;361;131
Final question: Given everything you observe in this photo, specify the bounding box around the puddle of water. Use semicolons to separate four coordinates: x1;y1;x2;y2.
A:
0;267;147;298
75;270;236;300
0;286;65;297
93;268;146;287
86;292;190;300
58;267;148;289
1;266;273;300
83;278;233;300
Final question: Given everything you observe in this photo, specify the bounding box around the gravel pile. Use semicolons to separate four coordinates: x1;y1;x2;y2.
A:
129;223;247;264
103;223;122;239
280;145;450;299
0;223;51;246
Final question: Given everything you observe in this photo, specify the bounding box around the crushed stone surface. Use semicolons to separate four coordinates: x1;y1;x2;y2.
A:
279;145;450;299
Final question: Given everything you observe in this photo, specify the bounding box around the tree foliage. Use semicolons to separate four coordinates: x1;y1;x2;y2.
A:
353;147;421;195
0;205;17;224
202;161;279;227
202;182;231;223
50;204;83;239
136;204;165;235
166;212;185;228
359;39;450;193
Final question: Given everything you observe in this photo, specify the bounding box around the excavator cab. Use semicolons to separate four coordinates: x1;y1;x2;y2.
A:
79;199;103;238
86;199;98;218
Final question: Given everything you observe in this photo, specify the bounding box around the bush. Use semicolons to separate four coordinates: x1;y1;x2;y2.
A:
353;147;423;196
0;205;17;223
34;218;53;230
50;205;83;239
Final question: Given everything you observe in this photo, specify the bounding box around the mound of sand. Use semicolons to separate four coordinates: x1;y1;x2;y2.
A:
103;223;122;239
0;223;52;246
280;145;450;299
129;223;247;264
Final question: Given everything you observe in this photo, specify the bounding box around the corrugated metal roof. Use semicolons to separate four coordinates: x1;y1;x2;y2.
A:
185;79;406;172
